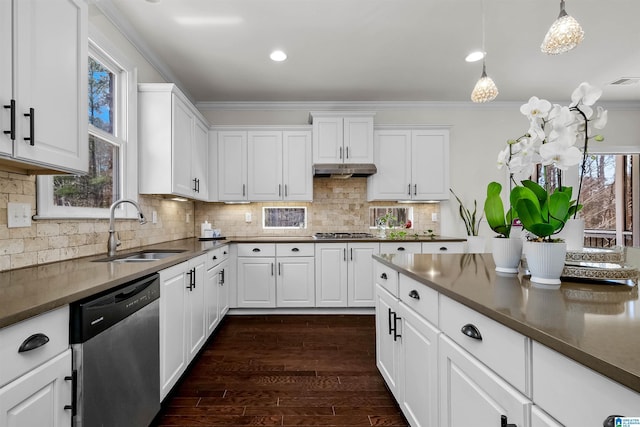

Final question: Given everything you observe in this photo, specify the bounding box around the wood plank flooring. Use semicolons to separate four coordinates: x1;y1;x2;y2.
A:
151;314;408;427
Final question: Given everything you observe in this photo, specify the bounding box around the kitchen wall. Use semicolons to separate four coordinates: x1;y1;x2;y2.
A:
195;178;440;237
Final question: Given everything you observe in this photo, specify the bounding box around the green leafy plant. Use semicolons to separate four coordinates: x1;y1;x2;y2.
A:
483;182;516;238
509;180;581;242
450;188;483;236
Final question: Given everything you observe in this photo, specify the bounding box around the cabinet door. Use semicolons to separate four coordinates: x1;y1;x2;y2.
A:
312;117;343;163
347;242;379;307
411;129;449;200
283;130;312;201
159;262;188;401
218;259;230;318
247;130;282;201
171;95;194;197
205;264;221;337
343;116;374;163
237;257;276;307
315;243;348;307
277;257;315;307
0;349;72;427
186;256;207;361
439;335;530;427
13;0;88;173
0;0;11;156
192;118;209;200
375;284;400;399
367;130;412;200
218;131;247;201
398;302;439;427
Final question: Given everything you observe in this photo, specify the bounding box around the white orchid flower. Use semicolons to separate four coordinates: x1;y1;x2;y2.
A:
539;142;582;170
496;146;510;170
520;96;552;121
508;156;537;181
592;106;608;129
571;82;602;107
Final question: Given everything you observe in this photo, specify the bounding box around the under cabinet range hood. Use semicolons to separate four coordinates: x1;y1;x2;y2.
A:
312;163;377;178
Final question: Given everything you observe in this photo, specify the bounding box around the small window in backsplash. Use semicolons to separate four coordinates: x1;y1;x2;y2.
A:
263;207;307;229
369;207;414;229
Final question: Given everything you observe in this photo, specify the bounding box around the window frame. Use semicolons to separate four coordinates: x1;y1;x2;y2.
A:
36;27;139;219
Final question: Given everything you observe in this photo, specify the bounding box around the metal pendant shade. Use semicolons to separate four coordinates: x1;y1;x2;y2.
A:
471;61;499;103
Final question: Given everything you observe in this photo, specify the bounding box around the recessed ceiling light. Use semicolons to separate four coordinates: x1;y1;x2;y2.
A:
270;50;287;62
465;51;485;62
145;0;161;3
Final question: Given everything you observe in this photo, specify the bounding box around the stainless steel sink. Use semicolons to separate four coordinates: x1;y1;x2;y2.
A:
93;250;187;263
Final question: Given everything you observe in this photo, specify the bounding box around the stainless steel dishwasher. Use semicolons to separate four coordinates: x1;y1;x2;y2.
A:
70;273;160;427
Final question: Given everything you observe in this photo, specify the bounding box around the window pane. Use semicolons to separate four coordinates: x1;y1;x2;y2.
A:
580;154;616;230
369;207;413;228
263;207;306;228
88;57;115;134
53;135;119;208
624;155;633;232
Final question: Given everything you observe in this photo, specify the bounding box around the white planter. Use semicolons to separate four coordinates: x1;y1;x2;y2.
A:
556;218;584;251
491;237;523;273
466;235;486;253
524;241;567;288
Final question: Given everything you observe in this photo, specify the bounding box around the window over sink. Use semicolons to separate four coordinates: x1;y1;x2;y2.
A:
369;207;413;229
263;207;307;229
36;30;139;219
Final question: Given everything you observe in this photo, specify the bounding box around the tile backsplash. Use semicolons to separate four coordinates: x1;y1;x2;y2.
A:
1;173;439;271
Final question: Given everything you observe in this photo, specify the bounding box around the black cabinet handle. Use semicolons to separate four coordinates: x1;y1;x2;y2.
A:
409;290;420;300
18;333;50;352
387;307;393;335
461;323;482;340
407;184;411;196
501;415;516;427
271;263;274;276
24;108;34;145
64;370;77;415
397;247;405;251
219;268;225;285
439;247;448;251
278;262;281;276
3;99;15;139
279;184;282;197
603;416;625;427
186;269;194;290
414;184;417;196
343;248;346;261
392;312;401;341
252;248;261;252
291;247;299;252
350;248;353;261
380;272;387;280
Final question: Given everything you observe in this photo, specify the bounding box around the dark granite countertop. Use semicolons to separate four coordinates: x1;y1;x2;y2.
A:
373;252;640;394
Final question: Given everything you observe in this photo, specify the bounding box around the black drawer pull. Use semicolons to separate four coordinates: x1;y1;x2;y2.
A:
18;333;50;352
439;246;448;251
501;415;517;427
461;324;482;340
292;247;300;252
212;255;218;260
380;272;387;280
252;248;261;252
397;247;405;251
408;290;420;300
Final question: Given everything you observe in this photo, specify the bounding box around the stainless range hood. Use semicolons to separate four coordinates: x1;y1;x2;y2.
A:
312;163;377;178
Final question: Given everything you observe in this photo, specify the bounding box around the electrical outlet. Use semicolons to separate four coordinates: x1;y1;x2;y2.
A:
152;211;158;224
7;202;32;228
245;212;252;223
432;212;439;222
186;213;190;223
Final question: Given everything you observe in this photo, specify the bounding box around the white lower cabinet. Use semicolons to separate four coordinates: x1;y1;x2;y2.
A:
159;254;207;401
205;245;230;336
439;335;531;427
276;256;315;307
375;283;400;397
0;349;72;427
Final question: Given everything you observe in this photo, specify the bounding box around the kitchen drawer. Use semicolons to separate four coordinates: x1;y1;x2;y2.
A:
237;243;276;257
380;242;422;254
375;261;398;296
276;243;314;257
0;306;69;387
439;295;530;395
206;245;229;270
399;274;438;326
422;241;465;254
532;341;640;426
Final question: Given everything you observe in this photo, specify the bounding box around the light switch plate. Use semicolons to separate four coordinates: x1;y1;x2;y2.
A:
245;212;252;223
7;202;32;228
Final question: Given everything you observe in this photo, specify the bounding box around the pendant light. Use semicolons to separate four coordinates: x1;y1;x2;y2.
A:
541;0;584;55
471;0;498;103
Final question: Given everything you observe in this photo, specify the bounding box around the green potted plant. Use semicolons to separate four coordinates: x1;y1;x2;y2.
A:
483;182;522;273
509;180;581;286
450;188;485;253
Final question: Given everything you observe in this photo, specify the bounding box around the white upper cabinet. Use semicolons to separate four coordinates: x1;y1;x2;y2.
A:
310;112;375;164
247;130;283;201
368;126;450;201
217;130;248;202
1;0;88;174
139;83;209;201
282;130;313;201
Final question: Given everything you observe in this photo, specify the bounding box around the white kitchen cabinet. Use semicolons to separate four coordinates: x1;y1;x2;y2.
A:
368;127;450;201
310;112;375;164
315;242;379;307
158;254;207;401
218;258;230;317
276;257;315;307
0;0;87;174
439;334;531;427
422;241;465;254
375;283;401;399
0;350;72;427
380;242;422;254
217;130;248;201
247;130;282;201
237;257;276;307
282;130;313;201
139;83;209;201
205;245;230;336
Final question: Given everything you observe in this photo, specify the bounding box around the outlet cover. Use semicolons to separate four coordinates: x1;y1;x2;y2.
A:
8;202;32;228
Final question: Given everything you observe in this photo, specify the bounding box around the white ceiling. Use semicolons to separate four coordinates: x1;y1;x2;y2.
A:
99;0;640;104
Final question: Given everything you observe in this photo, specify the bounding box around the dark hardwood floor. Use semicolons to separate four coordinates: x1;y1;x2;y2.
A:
151;314;408;426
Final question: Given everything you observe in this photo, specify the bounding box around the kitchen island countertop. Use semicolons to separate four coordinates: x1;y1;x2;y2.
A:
373;252;640;394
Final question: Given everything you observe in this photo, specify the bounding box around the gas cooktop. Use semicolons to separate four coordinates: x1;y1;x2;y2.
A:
313;232;375;239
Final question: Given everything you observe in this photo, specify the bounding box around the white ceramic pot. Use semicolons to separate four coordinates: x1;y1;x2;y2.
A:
556;218;584;251
466;235;486;253
491;237;523;273
524;241;567;288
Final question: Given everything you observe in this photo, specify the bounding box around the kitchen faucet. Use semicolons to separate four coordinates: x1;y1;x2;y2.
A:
107;199;147;257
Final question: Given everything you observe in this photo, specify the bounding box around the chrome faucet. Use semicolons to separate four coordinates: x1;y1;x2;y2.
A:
107;199;147;257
